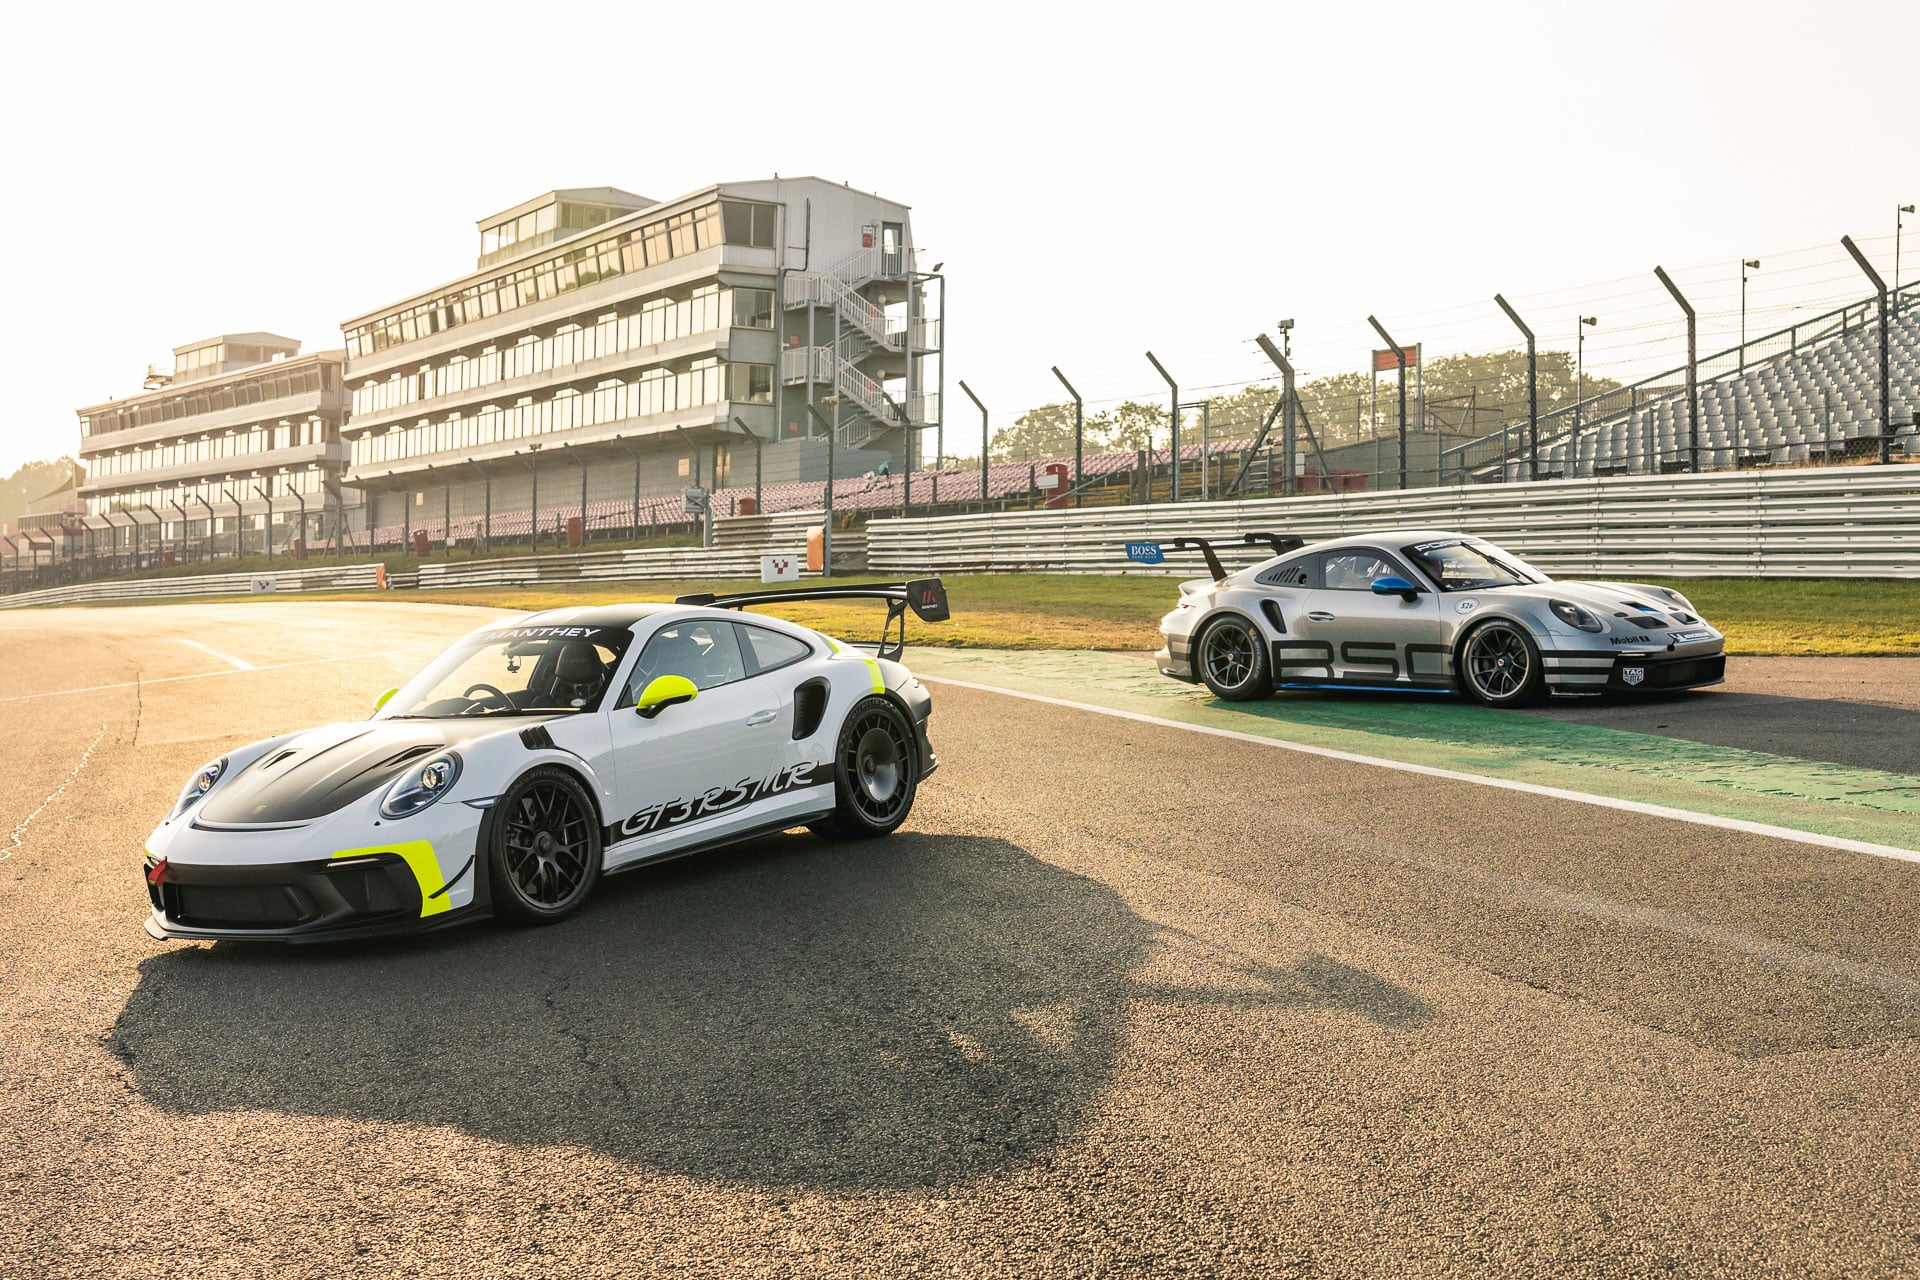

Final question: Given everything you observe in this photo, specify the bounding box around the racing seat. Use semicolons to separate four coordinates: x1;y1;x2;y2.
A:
540;640;608;708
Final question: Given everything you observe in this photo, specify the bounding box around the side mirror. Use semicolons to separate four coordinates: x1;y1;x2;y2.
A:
635;674;698;719
1371;575;1421;603
373;687;399;714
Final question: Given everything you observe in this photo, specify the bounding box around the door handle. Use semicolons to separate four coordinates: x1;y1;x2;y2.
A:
744;709;779;726
1306;611;1336;622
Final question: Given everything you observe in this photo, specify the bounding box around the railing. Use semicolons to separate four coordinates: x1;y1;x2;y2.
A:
1443;280;1920;484
865;464;1920;579
0;562;387;610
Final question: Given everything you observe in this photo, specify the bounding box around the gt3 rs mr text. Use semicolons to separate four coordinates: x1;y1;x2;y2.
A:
142;581;949;944
1153;530;1725;707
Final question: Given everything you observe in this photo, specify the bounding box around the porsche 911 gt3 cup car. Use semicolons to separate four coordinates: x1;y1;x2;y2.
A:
142;579;950;943
1146;530;1724;706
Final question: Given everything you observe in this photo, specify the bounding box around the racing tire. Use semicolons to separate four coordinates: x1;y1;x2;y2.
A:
1458;619;1546;708
488;766;603;925
1196;615;1272;701
809;695;918;840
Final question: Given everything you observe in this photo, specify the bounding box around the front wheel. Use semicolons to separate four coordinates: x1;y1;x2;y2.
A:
488;766;603;924
810;696;918;839
1197;615;1272;701
1458;620;1545;707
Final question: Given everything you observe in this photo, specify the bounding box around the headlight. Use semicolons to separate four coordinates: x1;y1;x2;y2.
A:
171;757;227;817
1548;599;1605;633
380;752;462;819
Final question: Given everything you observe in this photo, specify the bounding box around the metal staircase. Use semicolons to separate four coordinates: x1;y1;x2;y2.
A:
783;246;933;456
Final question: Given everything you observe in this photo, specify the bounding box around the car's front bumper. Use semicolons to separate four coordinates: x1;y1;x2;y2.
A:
1543;647;1727;694
143;849;485;944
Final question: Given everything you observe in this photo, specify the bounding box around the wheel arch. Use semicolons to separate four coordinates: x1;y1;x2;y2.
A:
1186;607;1271;682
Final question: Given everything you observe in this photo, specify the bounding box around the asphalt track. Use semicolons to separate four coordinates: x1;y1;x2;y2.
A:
2;600;1918;1279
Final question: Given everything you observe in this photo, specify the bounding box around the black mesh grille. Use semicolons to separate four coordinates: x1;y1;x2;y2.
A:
164;883;320;928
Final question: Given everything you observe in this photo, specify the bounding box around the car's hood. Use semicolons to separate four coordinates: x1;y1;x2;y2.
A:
1474;580;1713;631
196;716;563;826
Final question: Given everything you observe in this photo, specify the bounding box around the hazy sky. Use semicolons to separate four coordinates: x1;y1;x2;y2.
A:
4;0;1915;473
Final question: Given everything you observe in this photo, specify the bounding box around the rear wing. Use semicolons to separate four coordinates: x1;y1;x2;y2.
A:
1123;532;1304;581
676;578;949;663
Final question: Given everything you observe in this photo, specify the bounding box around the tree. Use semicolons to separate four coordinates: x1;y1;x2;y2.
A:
989;402;1081;461
0;458;80;526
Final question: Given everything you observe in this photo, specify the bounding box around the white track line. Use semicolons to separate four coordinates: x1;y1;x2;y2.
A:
2;725;106;863
0;650;414;704
173;638;254;669
921;674;1920;866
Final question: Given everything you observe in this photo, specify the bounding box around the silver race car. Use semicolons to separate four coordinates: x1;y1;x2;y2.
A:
142;579;949;943
1146;530;1724;706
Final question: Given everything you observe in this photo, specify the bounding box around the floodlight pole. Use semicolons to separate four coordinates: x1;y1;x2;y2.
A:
284;484;305;558
561;443;589;546
1255;333;1334;488
518;443;542;550
1051;365;1085;506
251;483;274;562
1654;266;1700;472
1144;351;1179;501
1841;234;1893;462
731;417;764;517
803;401;838;577
464;460;491;552
1739;259;1761;368
168;499;191;564
1366;316;1409;489
1898;205;1915;317
1493;294;1538;481
611;436;642;537
221;486;244;558
958;380;989;503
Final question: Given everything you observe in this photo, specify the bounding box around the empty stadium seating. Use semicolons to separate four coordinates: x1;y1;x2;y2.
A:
1532;294;1920;479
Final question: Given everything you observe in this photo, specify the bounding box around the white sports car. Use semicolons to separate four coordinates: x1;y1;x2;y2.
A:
141;580;949;943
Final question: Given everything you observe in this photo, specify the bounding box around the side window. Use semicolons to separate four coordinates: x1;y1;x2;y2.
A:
620;620;746;705
1255;559;1312;588
736;623;811;676
1321;550;1403;591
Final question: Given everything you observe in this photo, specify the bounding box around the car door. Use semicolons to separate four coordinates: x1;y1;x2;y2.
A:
1293;547;1449;686
602;617;785;864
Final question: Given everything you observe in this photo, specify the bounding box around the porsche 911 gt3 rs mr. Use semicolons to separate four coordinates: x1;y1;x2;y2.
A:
141;579;949;943
1146;531;1724;707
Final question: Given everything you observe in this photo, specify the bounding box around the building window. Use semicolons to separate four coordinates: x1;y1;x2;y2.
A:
728;363;773;404
721;201;777;249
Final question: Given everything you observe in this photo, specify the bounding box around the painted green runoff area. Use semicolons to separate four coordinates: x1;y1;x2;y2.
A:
909;647;1920;854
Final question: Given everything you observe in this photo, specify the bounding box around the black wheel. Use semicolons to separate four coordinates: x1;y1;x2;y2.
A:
1458;620;1545;707
809;696;918;839
488;766;602;924
1196;615;1272;701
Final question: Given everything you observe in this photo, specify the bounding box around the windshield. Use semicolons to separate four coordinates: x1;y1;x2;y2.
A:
1401;539;1549;592
380;624;632;718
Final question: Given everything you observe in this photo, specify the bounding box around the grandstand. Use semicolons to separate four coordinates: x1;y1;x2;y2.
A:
1447;282;1920;483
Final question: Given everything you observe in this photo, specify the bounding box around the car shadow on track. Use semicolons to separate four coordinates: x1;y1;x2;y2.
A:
108;833;1429;1191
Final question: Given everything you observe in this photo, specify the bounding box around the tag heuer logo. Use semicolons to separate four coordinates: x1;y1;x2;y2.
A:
1622;667;1646;686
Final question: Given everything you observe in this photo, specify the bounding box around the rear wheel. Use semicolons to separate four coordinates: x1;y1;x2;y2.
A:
810;696;918;839
489;766;602;924
1197;615;1272;701
1459;620;1545;707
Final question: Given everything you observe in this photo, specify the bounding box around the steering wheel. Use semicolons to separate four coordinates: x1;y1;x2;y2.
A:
460;682;513;714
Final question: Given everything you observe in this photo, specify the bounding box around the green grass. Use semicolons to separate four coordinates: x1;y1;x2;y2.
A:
1663;578;1920;656
41;571;1920;657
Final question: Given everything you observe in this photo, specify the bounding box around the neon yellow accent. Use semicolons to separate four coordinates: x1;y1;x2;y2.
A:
374;687;398;712
332;840;449;917
864;659;885;694
823;635;841;653
635;673;699;715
